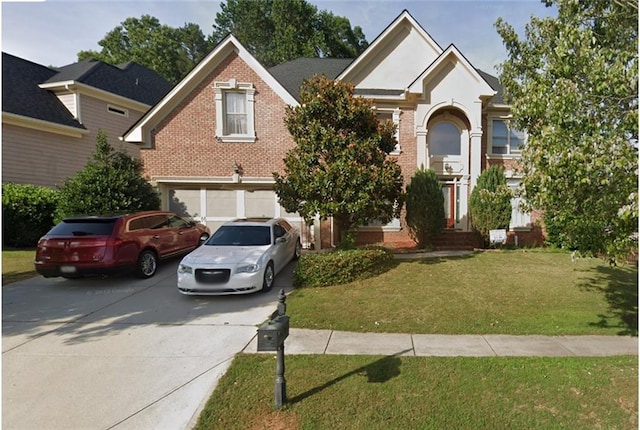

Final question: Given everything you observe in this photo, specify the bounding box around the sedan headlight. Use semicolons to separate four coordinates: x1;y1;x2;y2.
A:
178;264;193;274
236;263;260;274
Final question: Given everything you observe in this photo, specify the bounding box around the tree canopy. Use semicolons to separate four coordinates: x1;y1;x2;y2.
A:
211;0;368;67
78;15;212;84
495;0;638;260
273;76;403;244
469;166;513;245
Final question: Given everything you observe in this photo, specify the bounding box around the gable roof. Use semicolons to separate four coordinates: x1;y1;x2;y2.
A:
407;44;496;97
42;59;171;106
268;58;353;102
2;52;171;131
123;34;299;143
2;52;85;129
338;10;443;89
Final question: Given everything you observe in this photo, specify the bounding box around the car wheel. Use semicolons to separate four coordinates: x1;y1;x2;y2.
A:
136;250;158;279
262;262;275;292
199;233;209;246
293;239;302;260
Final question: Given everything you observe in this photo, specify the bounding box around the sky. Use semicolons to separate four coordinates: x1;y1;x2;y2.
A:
1;0;557;75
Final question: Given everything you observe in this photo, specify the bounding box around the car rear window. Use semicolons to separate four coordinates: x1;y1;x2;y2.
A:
47;219;118;236
207;225;271;246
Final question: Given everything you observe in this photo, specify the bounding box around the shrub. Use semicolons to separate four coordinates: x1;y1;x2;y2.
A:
469;166;512;245
405;167;444;248
55;130;160;221
293;246;396;288
2;183;59;247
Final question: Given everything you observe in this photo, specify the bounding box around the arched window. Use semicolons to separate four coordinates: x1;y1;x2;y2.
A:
429;121;461;156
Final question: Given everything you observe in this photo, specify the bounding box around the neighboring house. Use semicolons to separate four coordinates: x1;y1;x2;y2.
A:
2;52;171;187
123;10;544;250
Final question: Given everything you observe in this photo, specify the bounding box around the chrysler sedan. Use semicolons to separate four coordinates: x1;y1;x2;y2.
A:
177;218;301;295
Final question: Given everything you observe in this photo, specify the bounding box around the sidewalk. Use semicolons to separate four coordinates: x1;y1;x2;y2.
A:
245;328;638;357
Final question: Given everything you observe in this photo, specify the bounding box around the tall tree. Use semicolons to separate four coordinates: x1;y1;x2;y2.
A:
274;76;403;245
77;15;212;84
495;0;638;260
212;0;368;67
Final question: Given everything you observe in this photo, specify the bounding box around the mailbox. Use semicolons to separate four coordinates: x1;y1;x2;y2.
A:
257;315;290;351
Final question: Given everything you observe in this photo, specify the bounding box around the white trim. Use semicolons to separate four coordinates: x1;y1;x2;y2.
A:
39;81;150;112
122;34;298;144
2;112;88;138
339;11;443;82
213;80;256;142
407;45;496;97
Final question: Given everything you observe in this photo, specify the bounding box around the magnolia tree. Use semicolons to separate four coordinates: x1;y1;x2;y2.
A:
274;75;404;246
496;0;638;261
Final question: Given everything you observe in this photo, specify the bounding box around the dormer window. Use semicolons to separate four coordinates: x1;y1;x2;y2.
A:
214;80;256;142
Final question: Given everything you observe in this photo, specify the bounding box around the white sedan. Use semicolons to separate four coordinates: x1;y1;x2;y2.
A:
177;218;301;295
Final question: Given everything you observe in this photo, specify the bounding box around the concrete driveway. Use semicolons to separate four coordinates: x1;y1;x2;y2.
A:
2;258;296;430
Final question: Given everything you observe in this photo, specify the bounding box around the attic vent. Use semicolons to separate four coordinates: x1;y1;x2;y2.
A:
107;105;129;117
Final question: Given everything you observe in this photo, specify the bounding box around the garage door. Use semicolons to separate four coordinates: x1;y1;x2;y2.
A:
167;187;313;247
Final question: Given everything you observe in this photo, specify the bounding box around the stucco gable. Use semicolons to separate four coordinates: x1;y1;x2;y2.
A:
407;44;496;99
338;10;443;91
123;35;298;144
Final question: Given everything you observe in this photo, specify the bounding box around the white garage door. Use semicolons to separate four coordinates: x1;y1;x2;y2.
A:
167;187;312;247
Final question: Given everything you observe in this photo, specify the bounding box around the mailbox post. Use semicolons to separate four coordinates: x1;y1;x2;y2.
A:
257;289;289;408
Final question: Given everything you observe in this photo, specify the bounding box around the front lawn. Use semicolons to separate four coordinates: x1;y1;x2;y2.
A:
288;250;638;336
196;354;638;430
2;249;37;285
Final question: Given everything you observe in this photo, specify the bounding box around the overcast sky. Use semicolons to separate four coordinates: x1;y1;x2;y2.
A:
1;0;556;75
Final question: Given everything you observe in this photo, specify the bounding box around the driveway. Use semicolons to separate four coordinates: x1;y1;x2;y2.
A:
2;258;296;430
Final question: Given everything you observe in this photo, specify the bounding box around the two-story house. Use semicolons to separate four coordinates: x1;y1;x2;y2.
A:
122;10;544;250
2;52;171;187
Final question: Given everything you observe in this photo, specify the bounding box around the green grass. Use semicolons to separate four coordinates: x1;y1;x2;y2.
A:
288;250;638;336
196;354;638;430
2;249;37;285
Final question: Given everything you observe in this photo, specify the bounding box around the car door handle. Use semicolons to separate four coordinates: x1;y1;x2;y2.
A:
153;235;160;239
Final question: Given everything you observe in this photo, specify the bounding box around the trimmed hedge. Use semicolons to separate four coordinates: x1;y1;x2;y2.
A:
293;246;396;288
3;183;59;248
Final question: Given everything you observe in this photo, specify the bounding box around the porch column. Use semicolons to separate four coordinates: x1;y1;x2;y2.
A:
416;128;428;169
469;130;482;188
459;175;470;231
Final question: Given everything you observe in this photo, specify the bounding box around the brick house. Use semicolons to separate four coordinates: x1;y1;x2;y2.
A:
2;52;171;187
123;10;544;250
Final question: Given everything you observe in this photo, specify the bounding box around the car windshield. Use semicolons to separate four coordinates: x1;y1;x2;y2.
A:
47;219;118;236
206;225;271;246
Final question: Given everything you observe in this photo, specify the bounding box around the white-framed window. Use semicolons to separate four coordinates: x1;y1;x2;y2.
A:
107;104;128;117
375;107;401;154
213;79;256;142
490;118;525;155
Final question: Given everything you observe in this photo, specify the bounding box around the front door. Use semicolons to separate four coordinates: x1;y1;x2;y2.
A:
442;185;455;229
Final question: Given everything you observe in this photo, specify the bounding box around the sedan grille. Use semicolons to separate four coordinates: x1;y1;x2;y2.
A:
195;268;230;284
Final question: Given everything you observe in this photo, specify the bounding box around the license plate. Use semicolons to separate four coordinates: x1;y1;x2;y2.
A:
60;265;76;274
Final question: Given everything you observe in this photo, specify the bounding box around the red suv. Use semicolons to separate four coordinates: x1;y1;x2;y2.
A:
34;211;210;279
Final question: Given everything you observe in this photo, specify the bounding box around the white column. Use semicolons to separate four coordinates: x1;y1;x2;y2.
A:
199;188;207;224
469;130;482;188
416;128;428;169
